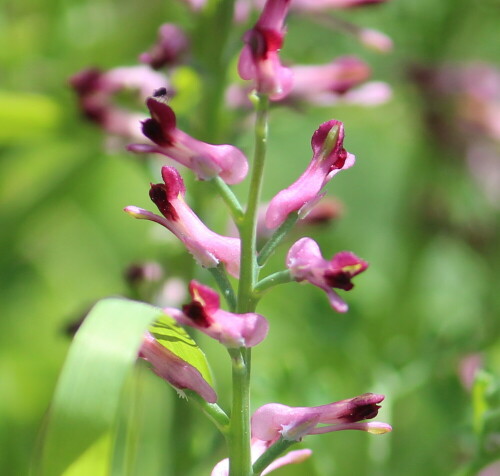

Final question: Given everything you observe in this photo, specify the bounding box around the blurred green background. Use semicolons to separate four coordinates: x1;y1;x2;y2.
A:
2;0;500;474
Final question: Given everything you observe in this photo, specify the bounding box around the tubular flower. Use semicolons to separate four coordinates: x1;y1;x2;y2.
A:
286;237;368;312
166;281;269;348
139;23;189;69
252;393;391;443
69;66;168;140
238;0;293;100
124;166;241;277
289;56;371;102
265;120;355;229
128;96;248;184
139;332;217;403
211;437;312;475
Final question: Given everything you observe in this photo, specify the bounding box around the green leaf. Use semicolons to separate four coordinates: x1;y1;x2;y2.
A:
472;370;493;436
149;315;214;386
35;298;179;476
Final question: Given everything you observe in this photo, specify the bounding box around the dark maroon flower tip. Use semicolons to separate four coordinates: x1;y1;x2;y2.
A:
330;147;348;170
69;68;103;95
324;250;368;290
342;393;384;422
161;166;186;198
142;97;177;146
149;183;179;221
246;27;284;60
311;120;347;169
323;270;355;290
182;301;213;328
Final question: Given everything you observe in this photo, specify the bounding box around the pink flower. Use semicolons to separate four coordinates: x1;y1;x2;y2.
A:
69;66;168;140
252;393;391;443
289;56;371;102
265;120;355;229
124;166;241;277
166;281;269;348
211;437;312;475
358;28;393;53
238;0;293;100
139;332;217;403
139;23;189;69
286;237;368;312
128;96;248;184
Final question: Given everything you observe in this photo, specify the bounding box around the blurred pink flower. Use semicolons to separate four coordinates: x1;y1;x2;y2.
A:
139;332;217;402
265;120;354;229
286;237;368;312
358;28;393;53
167;280;269;348
128;96;248;184
289;56;371;100
70;66;168;140
125;166;241;276
252;393;391;443
238;0;293;100
458;353;483;391
139;23;189;69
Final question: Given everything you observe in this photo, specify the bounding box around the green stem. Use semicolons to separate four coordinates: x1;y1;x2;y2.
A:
237;94;270;313
252;438;297;475
228;94;270;476
257;213;299;266
254;270;293;297
228;348;252;476
184;390;230;436
209;265;237;312
211;176;245;223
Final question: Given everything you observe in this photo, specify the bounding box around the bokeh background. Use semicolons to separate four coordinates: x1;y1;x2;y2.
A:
2;0;500;475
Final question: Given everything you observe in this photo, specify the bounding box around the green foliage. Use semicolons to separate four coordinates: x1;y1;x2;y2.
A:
2;0;500;475
34;298;211;476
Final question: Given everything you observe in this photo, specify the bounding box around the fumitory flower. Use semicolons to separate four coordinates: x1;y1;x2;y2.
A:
124;166;241;276
128;96;248;184
166;280;269;348
238;0;293;100
286;237;368;312
139;332;217;403
139;23;189;69
265;120;355;229
287;56;371;104
211;437;312;475
70;66;168;140
252;393;391;443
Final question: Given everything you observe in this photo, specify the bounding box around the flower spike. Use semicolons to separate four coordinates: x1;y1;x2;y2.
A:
265;120;355;229
252;393;391;443
125;166;241;277
238;0;293;100
286;237;368;312
167;281;269;348
128;96;248;184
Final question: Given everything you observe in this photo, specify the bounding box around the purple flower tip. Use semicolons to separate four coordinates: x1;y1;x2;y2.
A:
265;120;354;229
168;280;269;348
286;237;368;312
252;393;389;443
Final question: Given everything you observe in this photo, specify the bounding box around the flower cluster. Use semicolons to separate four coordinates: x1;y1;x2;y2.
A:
72;0;393;473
